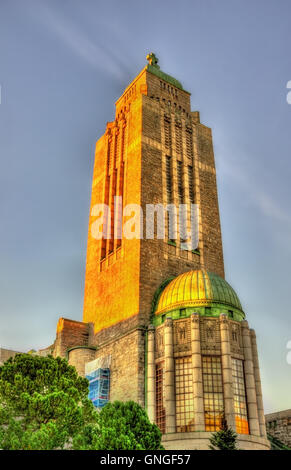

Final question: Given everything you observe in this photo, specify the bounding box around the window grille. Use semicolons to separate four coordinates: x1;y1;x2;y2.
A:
156;362;166;433
232;358;249;434
202;356;224;431
175;357;195;432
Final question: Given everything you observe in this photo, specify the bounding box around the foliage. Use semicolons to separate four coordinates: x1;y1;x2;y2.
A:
209;418;238;450
0;355;163;451
73;400;164;450
0;354;95;450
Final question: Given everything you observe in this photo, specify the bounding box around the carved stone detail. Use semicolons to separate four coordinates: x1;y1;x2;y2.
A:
174;319;191;353
155;326;164;358
230;321;243;354
200;317;221;353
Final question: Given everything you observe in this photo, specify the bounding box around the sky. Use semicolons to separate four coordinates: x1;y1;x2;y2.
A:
0;0;290;414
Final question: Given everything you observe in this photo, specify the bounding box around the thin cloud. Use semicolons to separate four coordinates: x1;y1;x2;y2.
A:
220;157;291;225
29;2;127;80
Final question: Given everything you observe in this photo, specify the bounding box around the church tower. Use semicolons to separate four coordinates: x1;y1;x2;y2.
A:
52;54;270;450
83;52;224;336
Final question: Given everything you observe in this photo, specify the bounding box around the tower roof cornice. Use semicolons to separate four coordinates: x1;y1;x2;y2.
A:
146;52;189;93
115;54;190;108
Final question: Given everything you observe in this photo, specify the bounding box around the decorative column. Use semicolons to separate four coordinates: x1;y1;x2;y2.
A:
241;320;260;436
250;329;267;438
164;317;176;433
191;312;205;430
219;313;236;429
147;325;156;423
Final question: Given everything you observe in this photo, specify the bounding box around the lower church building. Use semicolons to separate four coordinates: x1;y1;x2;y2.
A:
39;54;269;449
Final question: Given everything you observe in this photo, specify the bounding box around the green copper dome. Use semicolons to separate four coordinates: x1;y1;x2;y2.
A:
153;269;245;324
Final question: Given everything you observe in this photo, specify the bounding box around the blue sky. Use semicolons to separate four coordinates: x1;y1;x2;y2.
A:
0;0;290;413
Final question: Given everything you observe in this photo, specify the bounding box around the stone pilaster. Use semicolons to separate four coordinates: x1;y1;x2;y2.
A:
164;317;176;433
219;313;236;429
191;312;205;430
147;325;156;423
241;320;260;436
250;329;267;438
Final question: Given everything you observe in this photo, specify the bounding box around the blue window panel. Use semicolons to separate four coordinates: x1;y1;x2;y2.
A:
86;368;110;408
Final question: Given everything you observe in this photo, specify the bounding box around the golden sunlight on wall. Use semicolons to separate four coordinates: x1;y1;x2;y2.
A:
83;71;148;333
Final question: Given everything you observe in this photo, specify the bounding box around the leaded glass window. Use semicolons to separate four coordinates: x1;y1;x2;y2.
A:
202;355;224;431
175;357;195;432
232;358;249;434
156;362;166;433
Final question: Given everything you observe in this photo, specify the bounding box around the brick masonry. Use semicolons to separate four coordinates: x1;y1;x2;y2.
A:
265;409;291;447
68;347;96;376
53;318;91;358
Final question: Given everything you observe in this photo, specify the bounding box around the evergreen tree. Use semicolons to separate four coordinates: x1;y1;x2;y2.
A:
0;353;95;450
0;355;163;450
73;400;164;450
209;417;238;450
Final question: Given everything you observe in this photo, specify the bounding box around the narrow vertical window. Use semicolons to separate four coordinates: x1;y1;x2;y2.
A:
175;124;182;154
202;356;224;431
166;156;172;204
188;166;195;204
186;129;193;158
232;358;249;434
177;161;187;245
164;117;172;150
156;362;166;433
166;156;174;243
175;357;195;432
177;161;184;205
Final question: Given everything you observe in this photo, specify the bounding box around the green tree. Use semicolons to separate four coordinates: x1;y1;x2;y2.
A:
0;353;95;450
73;400;164;450
209;418;238;450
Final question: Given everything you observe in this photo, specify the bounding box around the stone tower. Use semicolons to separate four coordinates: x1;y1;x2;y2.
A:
50;54;270;450
83;52;224;337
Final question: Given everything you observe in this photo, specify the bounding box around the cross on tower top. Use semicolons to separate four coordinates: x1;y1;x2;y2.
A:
146;52;159;67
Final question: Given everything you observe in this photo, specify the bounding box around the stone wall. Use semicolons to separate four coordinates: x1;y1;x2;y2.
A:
138;70;224;329
0;347;22;365
265;409;291;447
82;77;144;335
195;123;224;278
90;327;146;406
53;318;91;358
68;347;96;377
37;345;54;356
